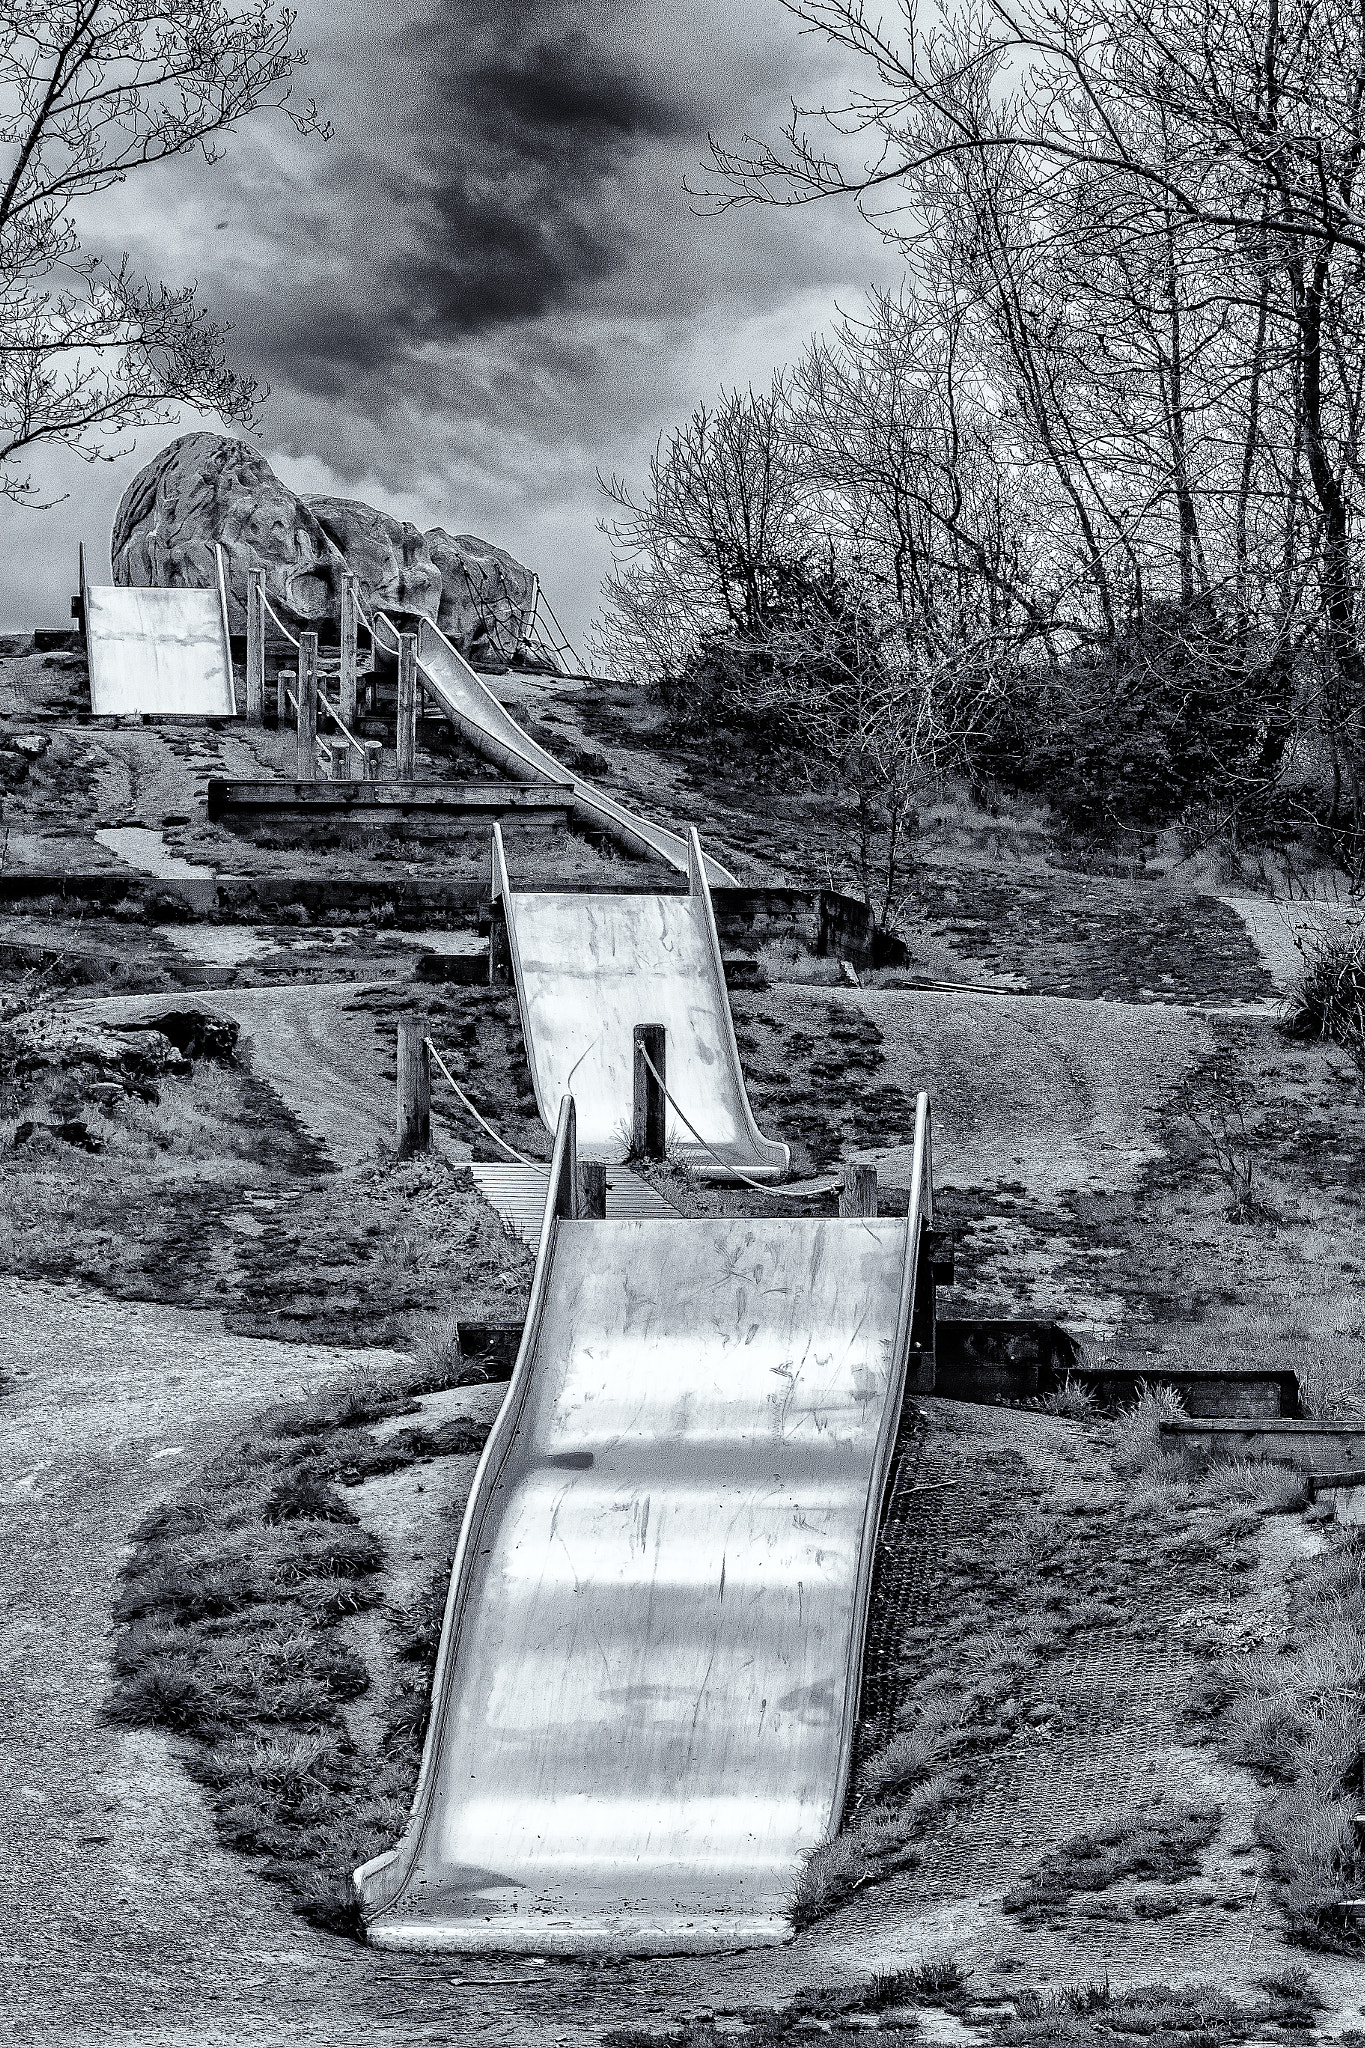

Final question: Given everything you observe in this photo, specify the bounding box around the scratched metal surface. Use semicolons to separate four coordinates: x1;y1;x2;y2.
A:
410;617;735;882
505;889;787;1176
86;586;235;717
361;1215;910;1953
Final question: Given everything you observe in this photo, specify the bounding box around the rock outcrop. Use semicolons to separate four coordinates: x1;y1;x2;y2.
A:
110;433;536;663
111;433;336;635
303;496;443;626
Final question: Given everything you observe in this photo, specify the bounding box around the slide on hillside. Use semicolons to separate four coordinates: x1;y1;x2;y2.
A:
493;821;787;1179
355;1092;935;1954
82;548;235;718
386;613;736;884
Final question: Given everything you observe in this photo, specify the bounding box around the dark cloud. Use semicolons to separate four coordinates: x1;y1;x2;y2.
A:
223;0;805;403
464;29;696;139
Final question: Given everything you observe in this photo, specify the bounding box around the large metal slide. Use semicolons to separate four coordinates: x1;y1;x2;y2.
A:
493;822;788;1179
392;613;736;884
355;1092;935;1953
82;546;236;718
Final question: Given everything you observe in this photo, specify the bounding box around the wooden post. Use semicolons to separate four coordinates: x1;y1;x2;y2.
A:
277;667;293;724
296;632;319;779
397;632;418;780
632;1024;666;1160
839;1163;879;1218
245;570;265;725
396;1020;430;1157
340;572;359;726
362;740;382;781
331;740;352;781
579;1161;608;1219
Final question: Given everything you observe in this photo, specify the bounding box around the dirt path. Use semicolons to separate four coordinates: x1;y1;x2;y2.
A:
0;1283;388;2046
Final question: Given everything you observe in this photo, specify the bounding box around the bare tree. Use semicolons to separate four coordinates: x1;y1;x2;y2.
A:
593;377;813;679
0;1;324;503
705;0;1365;838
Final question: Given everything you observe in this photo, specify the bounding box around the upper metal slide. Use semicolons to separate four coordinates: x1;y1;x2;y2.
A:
380;611;735;883
355;1092;934;1953
82;545;235;718
492;821;788;1179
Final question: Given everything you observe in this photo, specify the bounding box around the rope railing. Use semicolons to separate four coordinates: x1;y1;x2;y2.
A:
532;587;581;670
426;1038;539;1167
635;1044;835;1199
260;588;367;757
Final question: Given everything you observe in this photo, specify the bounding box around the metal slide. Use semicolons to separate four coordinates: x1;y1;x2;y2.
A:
386;612;736;884
493;822;788;1179
356;1092;933;1953
83;548;235;718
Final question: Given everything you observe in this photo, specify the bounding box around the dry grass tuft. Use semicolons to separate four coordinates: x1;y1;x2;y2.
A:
790;1831;872;1927
1282;914;1365;1070
1036;1374;1098;1420
1212;1534;1365;1948
1113;1381;1187;1476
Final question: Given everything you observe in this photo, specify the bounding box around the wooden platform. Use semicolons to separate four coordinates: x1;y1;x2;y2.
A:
468;1162;678;1243
206;778;576;829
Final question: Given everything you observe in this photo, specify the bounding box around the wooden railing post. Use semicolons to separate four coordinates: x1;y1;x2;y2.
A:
396;632;418;781
397;1020;430;1157
276;667;292;724
839;1163;879;1218
340;572;359;726
245;570;264;725
296;632;319;779
632;1024;666;1160
578;1160;608;1218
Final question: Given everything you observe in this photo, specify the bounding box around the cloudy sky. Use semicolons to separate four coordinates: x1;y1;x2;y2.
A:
2;0;900;648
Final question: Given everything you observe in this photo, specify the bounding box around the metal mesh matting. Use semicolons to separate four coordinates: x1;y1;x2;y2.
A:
851;1411;1199;1908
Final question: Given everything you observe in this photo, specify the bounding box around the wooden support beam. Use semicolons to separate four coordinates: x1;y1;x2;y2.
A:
245;570;265;725
296;632;319;780
632;1024;666;1160
277;666;293;724
396;632;418;780
839;1163;879;1218
340;573;359;726
578;1161;608;1219
362;740;382;781
909;1217;936;1356
397;1019;431;1157
488;911;513;985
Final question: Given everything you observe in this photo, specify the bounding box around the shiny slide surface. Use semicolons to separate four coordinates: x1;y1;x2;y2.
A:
355;1096;932;1953
494;823;787;1178
401;614;736;883
86;583;235;718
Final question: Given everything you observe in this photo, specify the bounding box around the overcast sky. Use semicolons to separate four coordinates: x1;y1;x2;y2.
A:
2;0;899;649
